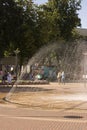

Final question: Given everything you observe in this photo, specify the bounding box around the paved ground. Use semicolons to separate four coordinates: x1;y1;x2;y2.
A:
0;82;87;130
0;103;87;130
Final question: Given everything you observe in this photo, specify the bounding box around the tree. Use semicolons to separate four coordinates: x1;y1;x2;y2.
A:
0;0;23;58
15;0;39;64
34;0;81;42
35;3;60;43
0;0;82;66
50;0;81;40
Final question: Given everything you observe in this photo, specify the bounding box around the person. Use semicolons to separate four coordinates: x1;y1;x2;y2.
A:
29;72;34;80
61;71;65;84
57;71;62;84
7;72;12;84
2;71;7;84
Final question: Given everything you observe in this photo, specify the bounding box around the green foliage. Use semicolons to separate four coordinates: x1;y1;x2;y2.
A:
36;3;60;42
0;0;23;58
0;0;82;65
47;0;81;40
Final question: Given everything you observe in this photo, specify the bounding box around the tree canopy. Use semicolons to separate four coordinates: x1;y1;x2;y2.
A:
0;0;82;64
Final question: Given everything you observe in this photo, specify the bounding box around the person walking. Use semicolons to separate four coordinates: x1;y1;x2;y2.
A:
57;71;62;84
7;72;12;85
61;71;65;84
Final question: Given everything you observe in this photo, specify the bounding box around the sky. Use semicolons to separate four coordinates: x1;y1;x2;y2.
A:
79;0;87;29
34;0;87;29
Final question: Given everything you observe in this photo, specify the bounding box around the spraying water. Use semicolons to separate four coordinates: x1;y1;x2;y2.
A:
5;40;87;110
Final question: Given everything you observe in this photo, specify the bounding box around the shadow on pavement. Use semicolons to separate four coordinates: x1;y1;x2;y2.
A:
0;86;54;93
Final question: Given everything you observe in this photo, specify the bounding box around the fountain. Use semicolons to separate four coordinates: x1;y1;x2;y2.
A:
4;40;87;110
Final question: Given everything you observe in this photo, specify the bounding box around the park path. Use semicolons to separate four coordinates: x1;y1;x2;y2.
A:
0;103;87;130
0;82;87;130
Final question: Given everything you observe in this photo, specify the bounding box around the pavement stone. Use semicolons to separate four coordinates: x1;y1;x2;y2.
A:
0;82;87;130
